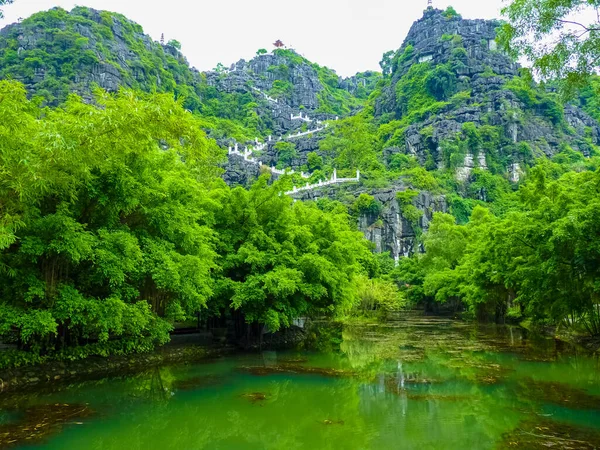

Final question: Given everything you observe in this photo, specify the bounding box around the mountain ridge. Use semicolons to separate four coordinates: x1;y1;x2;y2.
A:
1;4;599;261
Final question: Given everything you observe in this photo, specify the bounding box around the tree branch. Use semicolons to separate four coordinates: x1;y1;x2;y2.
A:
556;19;600;32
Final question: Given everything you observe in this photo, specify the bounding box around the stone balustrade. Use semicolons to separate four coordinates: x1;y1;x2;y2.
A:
286;123;328;140
290;112;314;123
251;86;278;103
284;169;360;195
228;142;360;194
227;117;357;193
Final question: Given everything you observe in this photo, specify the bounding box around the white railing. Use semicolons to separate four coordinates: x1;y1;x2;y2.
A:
291;112;316;123
227;143;359;193
228;144;313;179
252;87;279;103
286;123;328;140
284;169;360;195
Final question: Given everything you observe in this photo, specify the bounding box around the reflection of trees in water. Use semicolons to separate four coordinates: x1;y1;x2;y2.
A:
149;366;168;401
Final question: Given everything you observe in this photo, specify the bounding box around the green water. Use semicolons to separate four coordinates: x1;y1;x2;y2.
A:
2;317;600;449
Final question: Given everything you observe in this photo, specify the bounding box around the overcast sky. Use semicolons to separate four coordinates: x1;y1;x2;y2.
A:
1;0;508;77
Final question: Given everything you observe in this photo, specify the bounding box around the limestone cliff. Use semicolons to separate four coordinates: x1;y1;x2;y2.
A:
289;183;447;260
376;8;599;176
0;7;198;105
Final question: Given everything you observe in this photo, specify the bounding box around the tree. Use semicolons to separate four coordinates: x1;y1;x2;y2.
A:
307;152;323;171
425;64;457;100
0;0;13;19
0;81;221;362
166;39;181;50
499;0;600;96
442;6;461;19
274;141;297;166
352;275;405;320
211;176;373;332
395;162;600;333
379;50;395;77
256;48;268;56
319;114;381;171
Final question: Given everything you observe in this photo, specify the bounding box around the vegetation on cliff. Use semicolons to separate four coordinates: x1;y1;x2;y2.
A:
394;154;600;335
1;1;600;371
0;80;381;367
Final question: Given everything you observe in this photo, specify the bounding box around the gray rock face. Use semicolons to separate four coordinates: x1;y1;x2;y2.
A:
0;7;193;104
338;71;382;98
380;8;518;105
263;135;322;169
221;133;328;182
222;154;262;187
290;183;446;258
225;53;324;110
376;8;600;168
203;52;340;135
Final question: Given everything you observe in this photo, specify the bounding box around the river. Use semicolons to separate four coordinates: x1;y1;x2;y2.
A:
1;316;599;449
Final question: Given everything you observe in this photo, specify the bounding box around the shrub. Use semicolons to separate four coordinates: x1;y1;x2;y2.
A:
425;65;457;101
442;6;461;19
353;193;383;216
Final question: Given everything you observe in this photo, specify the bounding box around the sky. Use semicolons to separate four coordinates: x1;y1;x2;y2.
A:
0;0;508;77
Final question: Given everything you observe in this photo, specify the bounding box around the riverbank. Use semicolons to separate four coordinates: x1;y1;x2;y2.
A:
2;315;597;395
0;342;233;394
0;325;310;393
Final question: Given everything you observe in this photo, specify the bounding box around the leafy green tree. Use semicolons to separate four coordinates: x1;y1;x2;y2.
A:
379;50;395;77
353;194;382;216
256;48;268;56
398;164;600;334
166;39;181;50
307;152;323;171
425;65;457;100
0;81;221;361
442;6;461;19
0;0;12;19
211;176;374;331
499;0;600;96
274;141;298;167
352;275;405;319
319;114;381;171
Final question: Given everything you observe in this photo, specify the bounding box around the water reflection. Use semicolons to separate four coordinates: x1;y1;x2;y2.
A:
1;316;599;450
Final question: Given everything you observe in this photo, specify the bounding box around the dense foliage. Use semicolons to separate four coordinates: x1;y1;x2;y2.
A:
394;154;600;336
498;0;600;97
0;80;377;367
3;1;600;373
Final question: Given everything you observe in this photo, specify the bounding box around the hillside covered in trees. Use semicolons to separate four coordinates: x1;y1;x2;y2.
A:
0;3;600;370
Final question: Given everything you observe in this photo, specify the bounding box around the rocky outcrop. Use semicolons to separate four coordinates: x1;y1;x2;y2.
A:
0;7;193;104
339;70;382;98
214;53;324;110
204;51;347;135
359;189;447;259
376;8;518;117
376;8;600;170
203;51;379;135
221;133;328;183
222;154;262;187
290;183;447;258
